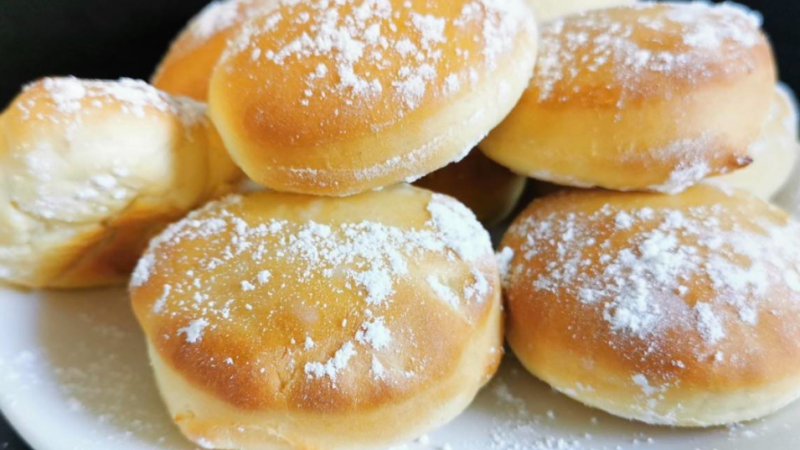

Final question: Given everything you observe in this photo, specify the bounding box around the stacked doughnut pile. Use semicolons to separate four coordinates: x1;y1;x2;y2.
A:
1;0;800;448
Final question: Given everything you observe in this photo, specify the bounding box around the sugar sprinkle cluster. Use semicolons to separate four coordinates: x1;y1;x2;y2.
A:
133;192;494;386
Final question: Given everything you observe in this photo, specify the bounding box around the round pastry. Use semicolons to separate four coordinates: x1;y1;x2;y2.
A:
414;149;526;226
130;185;503;449
208;0;538;196
713;84;799;199
525;0;636;23
500;185;800;427
0;77;240;289
482;2;776;194
152;0;278;101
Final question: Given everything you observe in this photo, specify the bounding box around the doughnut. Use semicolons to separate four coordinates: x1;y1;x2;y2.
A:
208;0;538;196
0;77;240;289
525;0;636;23
130;185;503;449
713;84;799;199
481;3;776;194
152;0;278;101
500;185;800;426
414;149;526;226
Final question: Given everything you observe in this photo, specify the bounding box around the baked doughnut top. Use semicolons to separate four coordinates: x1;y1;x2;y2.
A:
152;0;279;100
533;3;768;106
524;0;636;23
131;186;501;412
213;0;534;144
1;77;206;222
500;185;800;424
207;0;538;195
0;77;239;288
482;2;775;194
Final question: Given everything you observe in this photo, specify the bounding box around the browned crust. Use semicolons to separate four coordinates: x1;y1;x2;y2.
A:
482;3;776;192
208;0;538;195
131;186;503;414
501;186;800;425
0;79;241;289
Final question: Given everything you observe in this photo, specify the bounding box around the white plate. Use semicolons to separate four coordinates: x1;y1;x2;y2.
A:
2;171;800;450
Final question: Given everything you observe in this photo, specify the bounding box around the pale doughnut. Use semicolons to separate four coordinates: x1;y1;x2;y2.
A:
525;0;636;23
208;0;538;196
130;185;502;449
500;185;800;426
152;0;278;101
713;83;799;199
482;3;776;194
415;149;526;226
0;77;240;289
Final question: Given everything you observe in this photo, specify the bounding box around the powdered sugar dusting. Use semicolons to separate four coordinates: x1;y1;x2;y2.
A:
643;134;717;194
130;254;155;288
631;374;657;397
221;0;534;114
533;3;764;104
29;77;205;127
355;317;392;350
178;318;210;344
655;161;711;194
304;342;357;382
464;269;490;302
694;301;726;345
428;193;492;263
354;268;395;305
427;275;461;308
189;0;249;40
158;0;282;64
496;247;514;285
151;284;172;314
257;269;272;284
371;356;386;380
133;190;494;388
504;189;800;354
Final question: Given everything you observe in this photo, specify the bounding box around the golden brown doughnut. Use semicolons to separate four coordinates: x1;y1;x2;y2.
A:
525;0;636;23
208;0;538;196
500;185;800;426
713;83;799;199
482;3;776;194
414;149;526;226
0;77;240;289
152;0;278;101
130;185;502;449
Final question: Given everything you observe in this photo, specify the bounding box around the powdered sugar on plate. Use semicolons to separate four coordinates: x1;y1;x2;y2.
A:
0;290;193;450
1;294;794;450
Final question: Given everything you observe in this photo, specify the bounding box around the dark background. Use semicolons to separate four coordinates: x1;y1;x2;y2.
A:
0;0;798;448
0;0;798;106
